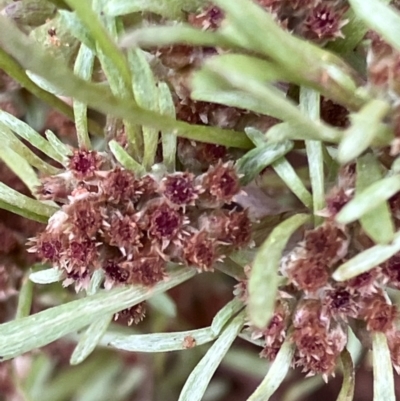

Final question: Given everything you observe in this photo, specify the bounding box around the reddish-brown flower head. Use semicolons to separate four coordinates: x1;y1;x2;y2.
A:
68;149;103;179
146;202;184;242
199;209;252;249
292;300;346;377
345;268;380;296
104;259;130;288
222;210;252;248
201;162;240;204
28;232;63;264
361;295;397;332
188;5;224;30
102;168;142;204
382;253;400;289
183;231;218;271
303;4;346;41
161;173;198;206
125;255;166;286
288;257;329;293
114;302;147;325
325;187;351;216
36;175;71;202
322;287;358;320
65;239;98;271
304;223;347;265
67;198;103;237
106;213;142;251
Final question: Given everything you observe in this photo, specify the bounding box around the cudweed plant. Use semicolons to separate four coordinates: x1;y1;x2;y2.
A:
2;0;400;400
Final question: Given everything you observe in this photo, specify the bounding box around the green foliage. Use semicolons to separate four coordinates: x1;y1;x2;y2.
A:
2;0;400;399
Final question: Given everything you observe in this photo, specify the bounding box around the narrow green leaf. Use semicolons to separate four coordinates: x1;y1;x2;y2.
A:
0;182;58;220
210;54;293;83
104;0;204;16
26;70;64;96
247;336;295;401
70;270;107;365
74;44;95;149
147;292;177;318
158;82;177;172
349;0;400;54
0;15;252;150
300;87;325;225
63;0;132;88
120;24;232;49
248;214;310;328
30;268;64;284
109;327;214;353
15;273;34;319
333;231;400;281
0;267;196;361
0;199;47;223
211;298;243;335
214;0;366;111
128;48;159;170
59;10;96;51
337;349;355;401
0;110;62;162
0;46;103;138
336;175;400;224
282;377;324;401
178;311;245;401
0;146;41;196
0;109;63;163
0;126;59;175
45;130;73;158
372;332;395;401
245;127;267;146
223;348;270;379
269;121;342;143
237;141;293;185
104;0;186;19
204;58;316;127
338;100;391;164
229;249;257;267
108;140;145;175
87;269;105;296
70;315;113;365
272;158;313;209
204;58;341;144
357;154;395;244
108;298;243;352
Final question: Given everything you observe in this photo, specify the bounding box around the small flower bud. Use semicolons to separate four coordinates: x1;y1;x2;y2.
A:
68;149;103;180
114;302;146;325
161;172;198;206
200;162;241;206
183;231;218;271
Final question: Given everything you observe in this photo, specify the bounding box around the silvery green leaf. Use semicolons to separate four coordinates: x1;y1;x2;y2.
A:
29;268;63;284
178;311;245;401
372;332;395;401
247;337;295;401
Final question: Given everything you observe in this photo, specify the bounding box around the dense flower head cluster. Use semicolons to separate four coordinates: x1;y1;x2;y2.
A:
28;148;252;294
237;164;400;379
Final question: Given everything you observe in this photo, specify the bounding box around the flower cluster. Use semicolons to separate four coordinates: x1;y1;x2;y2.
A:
238;162;400;378
29;149;252;295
